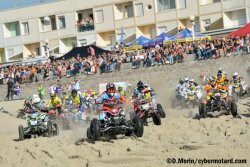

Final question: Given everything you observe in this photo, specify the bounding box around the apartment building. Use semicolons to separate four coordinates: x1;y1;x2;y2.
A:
0;0;250;62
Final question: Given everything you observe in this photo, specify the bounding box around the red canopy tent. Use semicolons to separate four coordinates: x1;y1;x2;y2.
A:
227;23;250;37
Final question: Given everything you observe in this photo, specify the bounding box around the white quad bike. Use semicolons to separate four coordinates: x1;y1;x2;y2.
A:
229;81;250;102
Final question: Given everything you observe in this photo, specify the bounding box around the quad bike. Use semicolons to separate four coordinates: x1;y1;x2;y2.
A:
84;98;97;114
132;95;166;126
18;112;59;141
41;106;71;130
183;88;203;108
230;81;250;102
87;106;143;141
62;104;90;128
199;89;237;118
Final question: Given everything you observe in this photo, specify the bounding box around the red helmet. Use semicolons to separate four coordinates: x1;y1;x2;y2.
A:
106;83;116;96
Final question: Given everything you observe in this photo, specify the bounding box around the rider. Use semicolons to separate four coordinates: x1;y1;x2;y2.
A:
96;83;126;125
118;86;125;96
188;79;199;88
176;79;186;98
204;77;219;105
47;93;62;115
231;72;243;84
216;73;229;86
184;77;190;88
143;82;156;99
132;81;145;99
67;89;85;119
23;96;37;114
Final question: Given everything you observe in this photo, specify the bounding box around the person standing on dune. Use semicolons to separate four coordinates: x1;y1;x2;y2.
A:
5;76;14;101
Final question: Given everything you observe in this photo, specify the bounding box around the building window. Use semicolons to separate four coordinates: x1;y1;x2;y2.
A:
40;19;46;32
22;22;29;34
51;17;57;30
199;0;220;5
178;0;187;9
202;19;211;31
157;0;176;12
135;3;144;16
7;48;14;57
125;5;134;18
58;16;66;29
96;10;104;23
5;21;20;37
158;26;167;34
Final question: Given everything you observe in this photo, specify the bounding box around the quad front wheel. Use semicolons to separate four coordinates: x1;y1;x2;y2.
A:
132;116;143;137
89;118;100;141
157;104;166;118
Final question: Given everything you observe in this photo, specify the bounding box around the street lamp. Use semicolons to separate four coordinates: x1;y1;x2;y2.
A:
190;15;195;42
45;39;49;57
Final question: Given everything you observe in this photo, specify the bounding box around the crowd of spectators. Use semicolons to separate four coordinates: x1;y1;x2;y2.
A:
193;34;250;60
0;34;250;87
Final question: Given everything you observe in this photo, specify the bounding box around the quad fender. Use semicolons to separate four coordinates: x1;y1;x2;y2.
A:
196;90;203;100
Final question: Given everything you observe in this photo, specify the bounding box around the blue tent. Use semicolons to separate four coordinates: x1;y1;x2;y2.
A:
127;35;151;46
146;32;171;46
164;28;210;43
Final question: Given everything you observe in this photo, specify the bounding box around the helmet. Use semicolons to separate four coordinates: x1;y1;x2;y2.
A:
144;82;149;88
106;83;116;97
118;86;123;91
184;77;189;82
179;79;184;85
217;73;222;77
190;85;196;90
51;93;56;98
209;77;216;86
33;94;41;104
190;79;194;83
26;96;32;101
233;72;238;76
137;81;144;89
71;89;77;95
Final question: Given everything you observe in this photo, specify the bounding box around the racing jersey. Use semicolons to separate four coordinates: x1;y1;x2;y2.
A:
96;92;126;110
47;96;62;107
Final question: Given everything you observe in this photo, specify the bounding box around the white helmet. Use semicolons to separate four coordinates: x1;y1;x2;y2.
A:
32;94;41;104
233;72;238;76
184;77;189;82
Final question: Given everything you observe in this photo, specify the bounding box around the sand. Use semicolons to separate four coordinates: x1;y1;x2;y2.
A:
0;55;250;167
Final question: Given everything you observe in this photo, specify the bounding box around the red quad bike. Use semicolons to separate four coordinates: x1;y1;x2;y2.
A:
87;105;143;141
41;106;71;130
132;95;166;126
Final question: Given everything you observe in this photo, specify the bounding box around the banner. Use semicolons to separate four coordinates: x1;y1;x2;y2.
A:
124;45;143;51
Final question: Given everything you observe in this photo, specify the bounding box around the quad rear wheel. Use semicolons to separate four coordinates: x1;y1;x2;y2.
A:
18;125;25;141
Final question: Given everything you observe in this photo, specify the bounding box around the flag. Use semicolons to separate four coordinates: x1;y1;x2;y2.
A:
120;26;124;45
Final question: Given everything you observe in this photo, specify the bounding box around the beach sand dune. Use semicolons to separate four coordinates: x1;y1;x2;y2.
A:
0;56;249;167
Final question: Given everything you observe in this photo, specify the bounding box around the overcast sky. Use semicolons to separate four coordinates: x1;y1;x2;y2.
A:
0;0;58;11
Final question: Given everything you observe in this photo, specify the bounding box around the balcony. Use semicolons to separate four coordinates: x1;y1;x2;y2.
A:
223;0;245;11
223;9;247;29
115;17;135;29
76;9;94;33
77;23;95;33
